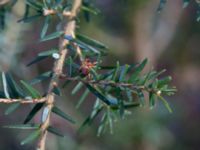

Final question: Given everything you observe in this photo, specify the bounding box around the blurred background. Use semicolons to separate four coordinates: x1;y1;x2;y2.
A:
0;0;200;149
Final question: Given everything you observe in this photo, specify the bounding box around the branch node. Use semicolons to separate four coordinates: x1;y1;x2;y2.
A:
43;8;56;16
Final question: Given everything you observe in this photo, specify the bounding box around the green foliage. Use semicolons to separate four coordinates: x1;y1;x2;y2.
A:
1;72;26;115
30;71;52;85
52;106;76;124
20;80;41;98
0;0;178;148
24;103;44;124
47;126;65;137
20;130;41;145
40;31;64;42
3;124;40;130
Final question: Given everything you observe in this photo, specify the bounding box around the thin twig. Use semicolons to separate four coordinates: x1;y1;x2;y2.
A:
37;1;82;150
60;76;157;93
66;77;145;88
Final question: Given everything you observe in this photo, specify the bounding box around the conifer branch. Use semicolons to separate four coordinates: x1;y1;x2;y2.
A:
37;0;82;150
